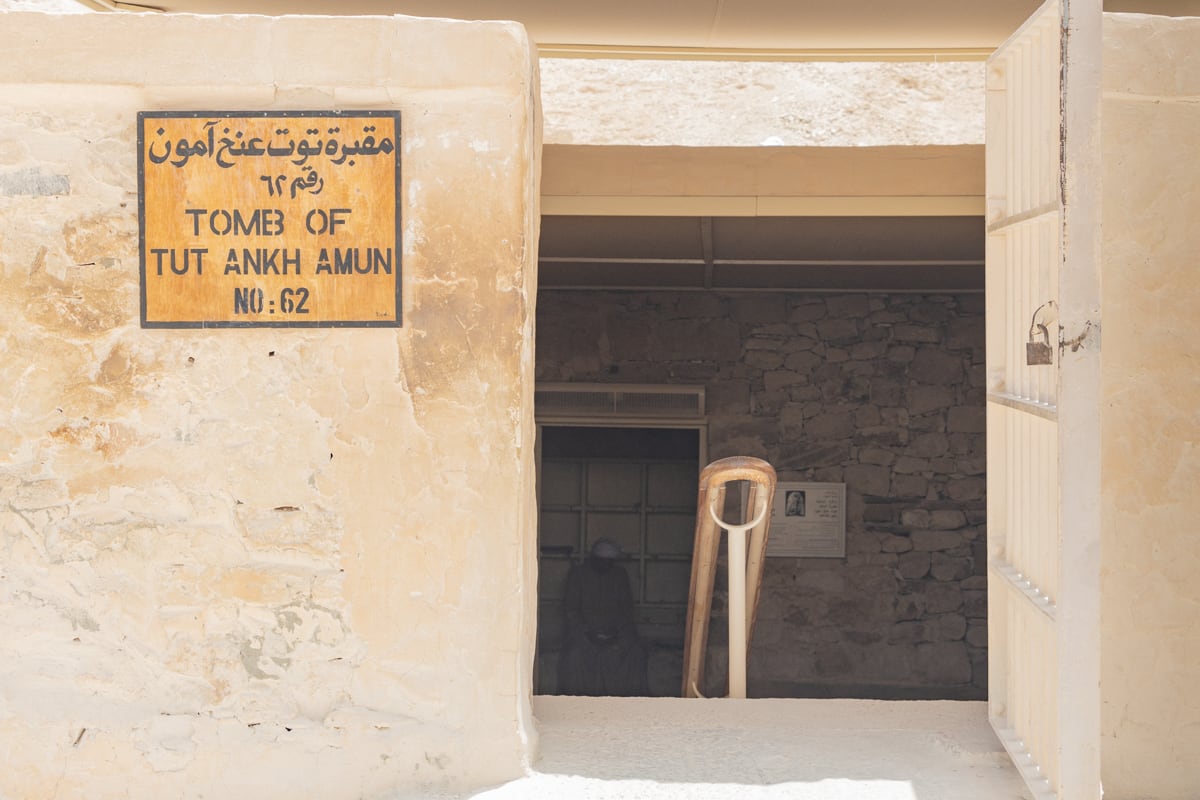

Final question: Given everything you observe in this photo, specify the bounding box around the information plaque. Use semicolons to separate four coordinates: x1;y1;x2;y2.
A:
138;110;401;328
762;481;847;558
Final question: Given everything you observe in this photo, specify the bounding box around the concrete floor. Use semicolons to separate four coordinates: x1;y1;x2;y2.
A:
438;696;1033;799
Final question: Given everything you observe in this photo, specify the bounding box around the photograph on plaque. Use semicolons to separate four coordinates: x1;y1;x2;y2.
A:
761;481;847;558
138;110;402;328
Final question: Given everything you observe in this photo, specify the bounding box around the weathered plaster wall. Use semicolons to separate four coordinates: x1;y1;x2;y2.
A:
1100;14;1200;799
0;10;540;798
537;290;987;698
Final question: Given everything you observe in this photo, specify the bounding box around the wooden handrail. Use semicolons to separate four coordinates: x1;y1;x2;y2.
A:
681;456;777;698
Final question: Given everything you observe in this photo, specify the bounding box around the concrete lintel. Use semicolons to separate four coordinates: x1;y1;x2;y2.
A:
542;144;985;216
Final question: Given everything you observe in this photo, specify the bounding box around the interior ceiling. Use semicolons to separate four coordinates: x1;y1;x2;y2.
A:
80;0;1200;52
539;216;985;293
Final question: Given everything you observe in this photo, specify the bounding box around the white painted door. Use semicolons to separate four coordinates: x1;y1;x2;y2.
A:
985;1;1101;798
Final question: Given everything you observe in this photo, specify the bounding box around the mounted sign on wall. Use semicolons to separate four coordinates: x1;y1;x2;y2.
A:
138;110;402;328
764;482;847;558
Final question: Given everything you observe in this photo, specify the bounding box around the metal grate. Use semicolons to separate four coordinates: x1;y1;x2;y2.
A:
536;383;705;420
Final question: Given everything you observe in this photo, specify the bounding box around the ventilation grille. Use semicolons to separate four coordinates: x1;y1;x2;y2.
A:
536;383;705;420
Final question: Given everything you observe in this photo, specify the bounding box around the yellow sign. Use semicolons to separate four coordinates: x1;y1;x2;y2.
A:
138;111;401;327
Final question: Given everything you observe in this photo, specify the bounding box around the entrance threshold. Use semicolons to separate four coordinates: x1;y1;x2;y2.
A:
451;696;1032;799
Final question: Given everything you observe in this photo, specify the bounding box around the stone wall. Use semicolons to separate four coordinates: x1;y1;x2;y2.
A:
0;11;539;798
537;289;987;698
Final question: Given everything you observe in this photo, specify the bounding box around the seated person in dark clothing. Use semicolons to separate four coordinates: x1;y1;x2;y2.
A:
557;538;648;696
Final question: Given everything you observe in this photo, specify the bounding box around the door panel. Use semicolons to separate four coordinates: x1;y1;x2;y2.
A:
986;1;1101;797
536;443;699;695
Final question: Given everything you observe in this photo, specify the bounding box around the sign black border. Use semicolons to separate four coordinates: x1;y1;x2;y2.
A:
138;109;403;329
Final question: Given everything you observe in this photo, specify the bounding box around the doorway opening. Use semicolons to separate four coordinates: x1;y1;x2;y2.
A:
534;417;705;697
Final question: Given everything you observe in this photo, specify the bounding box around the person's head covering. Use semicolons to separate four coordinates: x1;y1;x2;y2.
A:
590;539;622;560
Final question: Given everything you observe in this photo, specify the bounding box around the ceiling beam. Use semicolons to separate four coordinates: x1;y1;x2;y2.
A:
541;195;985;217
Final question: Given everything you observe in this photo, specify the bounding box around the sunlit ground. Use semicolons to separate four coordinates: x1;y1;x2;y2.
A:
421;696;1032;800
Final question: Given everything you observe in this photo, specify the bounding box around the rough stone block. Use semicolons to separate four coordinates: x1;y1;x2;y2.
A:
783;350;823;372
895;595;927;621
858;447;896;466
956;455;987;476
853;566;899;593
929;509;968;529
863;500;902;523
751;389;789;416
894;456;931;475
842;463;891;497
907;385;956;414
850;341;888;360
812;466;844;482
924;583;964;613
927;613;968;641
869;552;900;567
891;324;940;343
966;620;988;649
855;405;882;427
675;292;728;318
795;570;846;593
791;386;823;403
912;527;969;554
963;590;987;619
913;641;971;684
856;426;907;448
889;621;927;644
708;380;752;414
910;413;947;434
842;360;877;378
930;553;973;582
806;410;855;440
897;551;932;580
785;335;820;352
745;350;785;370
945;477;986;501
891;474;929;497
869;376;905;405
658;318;741;361
947;405;986;433
908;432;950;458
732;294;788;323
816;318;860;342
777;442;850;469
825;294;871;317
825;347;850;363
909;300;952;325
763;369;806;392
607;316;655;361
881;535;915;554
788;301;827;322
